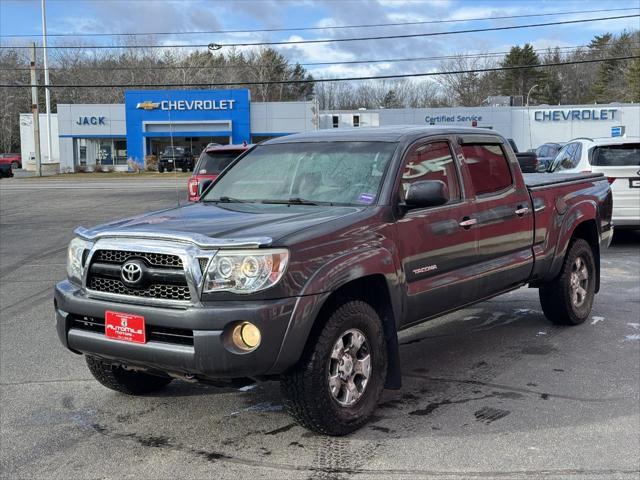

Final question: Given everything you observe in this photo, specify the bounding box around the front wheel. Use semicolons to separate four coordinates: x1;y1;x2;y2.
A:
281;300;387;436
158;164;165;173
86;356;172;395
539;238;596;325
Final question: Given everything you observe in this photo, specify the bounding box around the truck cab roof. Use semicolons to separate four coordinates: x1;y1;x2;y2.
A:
263;126;502;144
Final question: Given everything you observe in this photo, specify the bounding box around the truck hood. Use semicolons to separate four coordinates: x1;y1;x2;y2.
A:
82;202;367;245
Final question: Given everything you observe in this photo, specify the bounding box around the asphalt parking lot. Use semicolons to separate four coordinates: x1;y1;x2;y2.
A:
1;177;639;479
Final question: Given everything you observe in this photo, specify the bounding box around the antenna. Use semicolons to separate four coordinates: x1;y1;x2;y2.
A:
165;96;181;210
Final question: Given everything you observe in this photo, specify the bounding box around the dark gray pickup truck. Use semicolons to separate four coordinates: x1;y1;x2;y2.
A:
55;126;613;435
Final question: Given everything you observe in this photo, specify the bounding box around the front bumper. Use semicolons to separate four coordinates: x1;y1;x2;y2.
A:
55;281;324;378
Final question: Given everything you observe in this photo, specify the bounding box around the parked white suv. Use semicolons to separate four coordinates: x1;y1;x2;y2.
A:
549;137;639;228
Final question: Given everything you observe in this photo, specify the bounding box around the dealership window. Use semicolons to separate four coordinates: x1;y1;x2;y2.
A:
114;140;128;165
332;115;339;128
400;141;462;203
98;140;113;165
353;115;360;127
76;139;87;166
462;144;513;195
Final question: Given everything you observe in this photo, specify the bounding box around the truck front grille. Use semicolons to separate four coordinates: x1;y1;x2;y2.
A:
88;277;191;301
93;250;183;268
87;249;191;301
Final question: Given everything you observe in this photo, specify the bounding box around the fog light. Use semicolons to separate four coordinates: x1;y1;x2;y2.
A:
231;322;261;350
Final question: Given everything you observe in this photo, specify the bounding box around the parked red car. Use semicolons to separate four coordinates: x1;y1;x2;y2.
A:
0;153;22;170
187;144;251;201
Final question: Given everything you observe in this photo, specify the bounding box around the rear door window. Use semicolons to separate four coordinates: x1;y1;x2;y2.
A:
591;144;640;166
461;144;513;195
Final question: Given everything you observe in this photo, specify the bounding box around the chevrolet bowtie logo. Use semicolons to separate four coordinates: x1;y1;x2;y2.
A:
136;101;160;110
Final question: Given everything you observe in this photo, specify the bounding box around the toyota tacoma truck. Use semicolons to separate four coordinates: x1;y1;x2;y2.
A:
55;126;613;435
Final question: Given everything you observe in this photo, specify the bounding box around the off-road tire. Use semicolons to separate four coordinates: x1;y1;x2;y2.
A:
539;238;596;325
281;300;387;436
86;356;172;395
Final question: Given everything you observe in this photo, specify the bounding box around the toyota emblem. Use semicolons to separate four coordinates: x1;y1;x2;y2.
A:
121;261;143;285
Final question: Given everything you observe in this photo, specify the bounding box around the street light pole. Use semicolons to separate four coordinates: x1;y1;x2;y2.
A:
526;84;539;107
526;84;539;151
41;0;53;171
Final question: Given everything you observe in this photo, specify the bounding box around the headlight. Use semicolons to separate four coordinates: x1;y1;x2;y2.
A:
203;249;288;294
67;237;90;284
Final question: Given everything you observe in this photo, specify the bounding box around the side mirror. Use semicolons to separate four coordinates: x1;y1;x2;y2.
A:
198;179;213;196
404;180;449;209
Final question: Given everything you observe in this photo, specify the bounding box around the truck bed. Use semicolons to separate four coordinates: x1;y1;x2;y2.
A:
524;172;604;189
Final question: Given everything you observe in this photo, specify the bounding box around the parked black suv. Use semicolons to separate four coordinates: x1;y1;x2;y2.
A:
158;146;193;172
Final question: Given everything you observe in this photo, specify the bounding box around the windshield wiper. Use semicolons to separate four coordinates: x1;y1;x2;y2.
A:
204;196;253;203
261;197;332;206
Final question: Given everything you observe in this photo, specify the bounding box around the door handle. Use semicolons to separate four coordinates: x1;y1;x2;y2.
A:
515;206;529;216
459;217;477;229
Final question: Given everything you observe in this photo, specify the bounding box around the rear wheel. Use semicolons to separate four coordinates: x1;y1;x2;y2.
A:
181;163;189;172
281;300;387;436
539;238;596;325
86;356;172;395
10;161;19;170
158;164;165;173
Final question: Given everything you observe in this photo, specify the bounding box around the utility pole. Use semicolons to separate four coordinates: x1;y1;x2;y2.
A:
30;43;42;177
41;0;53;167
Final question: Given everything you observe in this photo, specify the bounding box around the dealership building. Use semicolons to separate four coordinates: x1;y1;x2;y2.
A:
321;103;639;151
20;89;318;172
18;88;639;173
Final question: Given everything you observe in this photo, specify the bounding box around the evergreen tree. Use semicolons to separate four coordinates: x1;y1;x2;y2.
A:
538;48;563;104
628;52;640;102
500;44;542;98
382;89;401;108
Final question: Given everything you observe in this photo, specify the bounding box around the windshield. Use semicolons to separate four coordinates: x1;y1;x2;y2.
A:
164;147;184;154
591;144;640;166
195;151;243;174
202;142;396;205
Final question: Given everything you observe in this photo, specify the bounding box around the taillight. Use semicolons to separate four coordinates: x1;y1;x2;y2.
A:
607;177;616;185
188;179;198;198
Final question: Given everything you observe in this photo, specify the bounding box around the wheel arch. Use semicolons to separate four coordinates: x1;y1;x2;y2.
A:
272;247;403;389
549;202;601;292
309;274;402;390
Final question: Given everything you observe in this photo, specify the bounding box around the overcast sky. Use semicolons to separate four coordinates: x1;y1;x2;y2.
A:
2;0;639;77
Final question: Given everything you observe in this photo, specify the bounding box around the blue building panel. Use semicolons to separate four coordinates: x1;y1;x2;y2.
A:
124;89;251;166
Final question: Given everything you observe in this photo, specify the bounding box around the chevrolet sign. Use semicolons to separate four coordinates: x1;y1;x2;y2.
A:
136;101;160;110
160;99;235;111
136;99;235;111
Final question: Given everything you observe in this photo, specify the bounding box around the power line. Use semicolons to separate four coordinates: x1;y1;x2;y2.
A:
3;14;638;50
1;7;636;38
1;56;636;88
214;14;640;48
2;44;629;72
